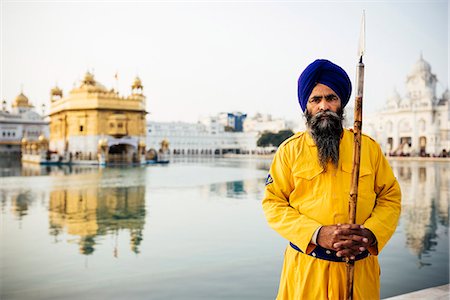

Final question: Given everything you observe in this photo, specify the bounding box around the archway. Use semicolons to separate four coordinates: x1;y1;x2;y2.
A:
419;136;427;157
108;144;136;163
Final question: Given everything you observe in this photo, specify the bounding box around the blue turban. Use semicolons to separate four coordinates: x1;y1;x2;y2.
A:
297;59;352;112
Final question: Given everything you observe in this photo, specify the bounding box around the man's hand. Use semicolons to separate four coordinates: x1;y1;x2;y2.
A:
316;224;376;260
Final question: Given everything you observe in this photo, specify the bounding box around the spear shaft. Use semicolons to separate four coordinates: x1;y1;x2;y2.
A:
346;11;365;300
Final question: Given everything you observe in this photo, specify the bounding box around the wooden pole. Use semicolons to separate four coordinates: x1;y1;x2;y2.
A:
346;59;365;300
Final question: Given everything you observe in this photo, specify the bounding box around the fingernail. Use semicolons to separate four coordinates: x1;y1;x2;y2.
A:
363;238;368;243
336;253;341;257
350;256;355;260
333;243;339;248
359;247;365;251
360;225;365;229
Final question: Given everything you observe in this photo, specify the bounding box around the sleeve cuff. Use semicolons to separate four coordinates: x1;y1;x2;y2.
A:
311;226;322;245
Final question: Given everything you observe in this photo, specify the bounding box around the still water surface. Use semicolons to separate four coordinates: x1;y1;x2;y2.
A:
0;158;448;299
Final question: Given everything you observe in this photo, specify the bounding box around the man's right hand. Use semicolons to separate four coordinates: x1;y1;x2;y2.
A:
316;224;374;260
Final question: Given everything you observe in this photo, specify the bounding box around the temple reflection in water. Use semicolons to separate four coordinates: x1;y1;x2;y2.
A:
48;185;146;256
392;161;449;263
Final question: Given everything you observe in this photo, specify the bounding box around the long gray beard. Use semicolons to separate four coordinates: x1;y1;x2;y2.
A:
305;109;344;169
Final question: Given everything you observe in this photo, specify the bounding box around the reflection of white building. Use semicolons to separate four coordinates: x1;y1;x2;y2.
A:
0;92;49;154
366;55;449;156
392;161;449;259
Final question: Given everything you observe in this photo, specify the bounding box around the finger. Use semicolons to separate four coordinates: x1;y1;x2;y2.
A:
336;249;360;259
339;224;362;230
333;241;363;252
338;234;367;244
334;227;366;237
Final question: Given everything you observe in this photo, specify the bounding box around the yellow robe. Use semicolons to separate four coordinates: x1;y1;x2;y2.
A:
262;129;401;300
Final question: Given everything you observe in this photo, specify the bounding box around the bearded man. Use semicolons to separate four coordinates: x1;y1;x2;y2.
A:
262;59;401;300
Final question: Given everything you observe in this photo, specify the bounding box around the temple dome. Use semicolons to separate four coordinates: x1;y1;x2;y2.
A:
78;72;108;93
386;88;401;108
132;77;143;89
410;54;432;75
12;92;33;108
51;86;63;96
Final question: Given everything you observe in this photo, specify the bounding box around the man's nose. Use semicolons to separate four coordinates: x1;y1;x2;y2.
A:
318;99;330;111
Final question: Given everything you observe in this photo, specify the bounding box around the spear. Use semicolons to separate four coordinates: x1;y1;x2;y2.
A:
346;11;365;300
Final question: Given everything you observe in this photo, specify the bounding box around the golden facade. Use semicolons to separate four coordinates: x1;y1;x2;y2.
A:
48;72;147;163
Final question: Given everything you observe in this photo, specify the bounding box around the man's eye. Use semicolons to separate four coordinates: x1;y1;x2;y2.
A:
326;96;338;101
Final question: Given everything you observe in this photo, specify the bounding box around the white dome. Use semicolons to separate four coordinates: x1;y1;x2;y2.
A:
386;88;401;108
410;54;431;75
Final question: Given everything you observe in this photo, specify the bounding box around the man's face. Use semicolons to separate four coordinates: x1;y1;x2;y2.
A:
306;83;341;115
304;83;344;169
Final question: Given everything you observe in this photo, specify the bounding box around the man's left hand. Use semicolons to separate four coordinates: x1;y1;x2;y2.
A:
331;224;376;260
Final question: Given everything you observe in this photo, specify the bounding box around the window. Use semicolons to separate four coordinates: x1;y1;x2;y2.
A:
80;125;84;132
118;123;123;128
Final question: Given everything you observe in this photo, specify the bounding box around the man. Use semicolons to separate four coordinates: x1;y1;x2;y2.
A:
262;59;401;300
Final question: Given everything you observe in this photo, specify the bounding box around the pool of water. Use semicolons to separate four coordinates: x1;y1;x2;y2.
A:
0;158;448;299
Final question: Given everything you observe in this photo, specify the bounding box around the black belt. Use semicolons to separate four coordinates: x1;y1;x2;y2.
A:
290;242;369;262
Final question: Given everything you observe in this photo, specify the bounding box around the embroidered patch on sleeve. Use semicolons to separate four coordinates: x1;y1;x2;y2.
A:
265;174;273;186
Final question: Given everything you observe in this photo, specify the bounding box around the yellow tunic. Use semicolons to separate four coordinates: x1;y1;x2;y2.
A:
262;129;401;300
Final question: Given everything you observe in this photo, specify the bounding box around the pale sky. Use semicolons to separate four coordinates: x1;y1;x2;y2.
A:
1;0;448;123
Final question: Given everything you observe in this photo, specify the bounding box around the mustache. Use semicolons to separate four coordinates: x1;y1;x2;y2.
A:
307;110;343;126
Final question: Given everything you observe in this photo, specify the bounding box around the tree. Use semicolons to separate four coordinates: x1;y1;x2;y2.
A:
257;129;294;148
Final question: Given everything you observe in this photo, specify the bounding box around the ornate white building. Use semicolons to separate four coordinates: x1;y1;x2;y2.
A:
146;113;298;156
0;92;49;154
244;113;288;133
365;55;449;156
146;121;258;155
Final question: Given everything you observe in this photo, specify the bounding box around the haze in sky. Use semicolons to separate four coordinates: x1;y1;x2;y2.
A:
1;0;448;123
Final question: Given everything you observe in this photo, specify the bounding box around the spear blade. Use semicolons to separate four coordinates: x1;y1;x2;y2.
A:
358;11;366;62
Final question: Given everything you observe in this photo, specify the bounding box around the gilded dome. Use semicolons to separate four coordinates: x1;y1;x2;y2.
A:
12;92;33;108
132;76;143;90
78;71;108;93
83;72;95;85
38;134;47;143
51;86;63;96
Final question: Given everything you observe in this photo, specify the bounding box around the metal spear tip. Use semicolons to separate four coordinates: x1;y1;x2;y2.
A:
358;10;366;62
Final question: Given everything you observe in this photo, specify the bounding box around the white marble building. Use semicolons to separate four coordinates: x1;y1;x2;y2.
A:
146;121;259;155
365;55;449;156
0;93;49;154
244;113;288;133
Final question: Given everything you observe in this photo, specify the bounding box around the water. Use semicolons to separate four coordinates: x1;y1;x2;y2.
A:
0;158;448;299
